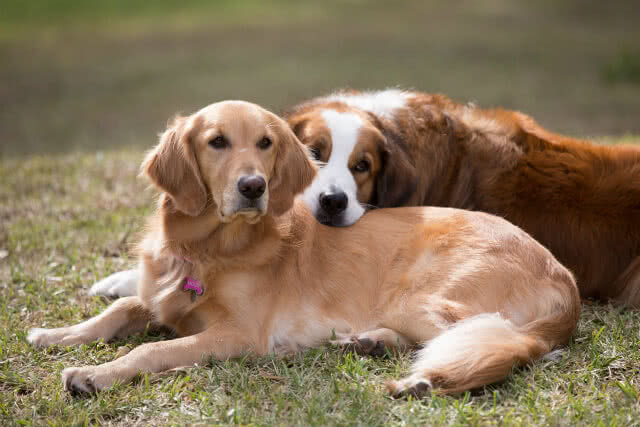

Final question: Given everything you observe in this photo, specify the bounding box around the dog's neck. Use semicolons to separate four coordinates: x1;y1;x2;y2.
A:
159;195;294;270
415;119;521;211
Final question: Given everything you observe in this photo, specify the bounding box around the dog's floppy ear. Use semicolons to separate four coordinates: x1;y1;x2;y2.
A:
268;121;317;216
141;116;208;216
288;114;309;140
374;131;418;208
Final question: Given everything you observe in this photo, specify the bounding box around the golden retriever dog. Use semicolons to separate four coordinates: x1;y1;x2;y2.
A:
28;100;580;397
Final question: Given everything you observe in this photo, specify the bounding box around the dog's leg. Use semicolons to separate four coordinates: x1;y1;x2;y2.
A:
387;313;551;398
88;269;139;298
27;296;153;348
331;328;410;357
611;256;640;308
61;326;251;394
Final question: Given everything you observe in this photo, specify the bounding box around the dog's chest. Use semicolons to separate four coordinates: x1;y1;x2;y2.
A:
215;271;260;308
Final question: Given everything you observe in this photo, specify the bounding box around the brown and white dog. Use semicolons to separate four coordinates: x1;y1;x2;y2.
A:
28;101;580;396
286;89;640;306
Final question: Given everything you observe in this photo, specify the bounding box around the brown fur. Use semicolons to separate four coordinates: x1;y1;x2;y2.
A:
286;90;640;305
29;101;580;397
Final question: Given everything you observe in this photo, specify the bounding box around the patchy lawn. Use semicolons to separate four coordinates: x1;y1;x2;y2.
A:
1;145;639;425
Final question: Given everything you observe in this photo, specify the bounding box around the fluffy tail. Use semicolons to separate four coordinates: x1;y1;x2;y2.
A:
389;309;578;395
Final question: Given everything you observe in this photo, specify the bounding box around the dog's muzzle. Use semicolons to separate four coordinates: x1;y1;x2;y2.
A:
220;174;267;223
316;188;351;227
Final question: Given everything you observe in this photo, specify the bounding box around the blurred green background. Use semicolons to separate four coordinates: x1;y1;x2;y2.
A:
1;0;639;157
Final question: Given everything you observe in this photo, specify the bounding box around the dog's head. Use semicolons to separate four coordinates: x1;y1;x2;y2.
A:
142;101;316;223
288;106;417;226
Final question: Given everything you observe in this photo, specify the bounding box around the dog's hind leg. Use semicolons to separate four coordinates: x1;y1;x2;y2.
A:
27;296;153;348
611;256;640;308
386;312;569;398
331;328;411;357
88;269;139;298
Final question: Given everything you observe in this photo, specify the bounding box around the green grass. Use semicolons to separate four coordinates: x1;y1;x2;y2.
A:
2;146;640;425
2;1;640;424
1;0;640;157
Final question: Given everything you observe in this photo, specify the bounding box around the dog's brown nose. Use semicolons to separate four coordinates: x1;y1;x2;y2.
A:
319;191;348;215
238;175;266;199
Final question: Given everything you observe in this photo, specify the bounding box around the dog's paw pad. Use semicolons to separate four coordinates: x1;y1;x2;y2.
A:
387;379;432;400
542;348;566;363
332;336;387;357
367;339;387;357
62;367;100;395
352;337;386;357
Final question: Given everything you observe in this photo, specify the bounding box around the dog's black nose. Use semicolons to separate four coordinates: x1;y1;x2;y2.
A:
238;175;266;199
319;191;348;215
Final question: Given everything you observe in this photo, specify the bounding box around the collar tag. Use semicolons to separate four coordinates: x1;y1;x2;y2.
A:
183;276;204;301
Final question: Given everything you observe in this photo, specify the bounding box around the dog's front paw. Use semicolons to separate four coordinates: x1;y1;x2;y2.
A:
27;328;50;347
88;270;138;298
330;335;386;357
27;327;87;347
62;367;113;395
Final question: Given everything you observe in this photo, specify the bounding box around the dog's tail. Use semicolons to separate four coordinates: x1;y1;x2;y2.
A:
389;306;578;395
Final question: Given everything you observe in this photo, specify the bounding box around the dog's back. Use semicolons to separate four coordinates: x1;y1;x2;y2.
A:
469;109;640;302
330;91;640;304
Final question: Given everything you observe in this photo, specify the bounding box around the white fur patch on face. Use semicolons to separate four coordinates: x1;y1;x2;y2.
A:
322;89;411;119
302;110;365;226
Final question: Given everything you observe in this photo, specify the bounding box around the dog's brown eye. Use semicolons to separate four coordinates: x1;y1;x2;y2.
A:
209;135;228;149
257;137;272;150
353;159;370;173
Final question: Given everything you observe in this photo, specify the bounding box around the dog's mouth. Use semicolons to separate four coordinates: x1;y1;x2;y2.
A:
220;205;266;224
315;202;373;227
234;208;264;224
315;211;350;227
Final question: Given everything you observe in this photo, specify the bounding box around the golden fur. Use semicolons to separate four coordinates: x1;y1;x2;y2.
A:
28;101;580;396
287;90;640;305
